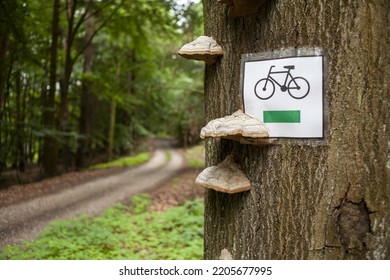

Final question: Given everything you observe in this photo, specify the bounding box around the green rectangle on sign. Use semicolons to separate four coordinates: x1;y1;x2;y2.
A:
263;110;301;123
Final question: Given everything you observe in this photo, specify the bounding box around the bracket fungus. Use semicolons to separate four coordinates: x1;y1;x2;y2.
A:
217;0;267;18
195;154;252;194
177;36;223;65
200;110;274;146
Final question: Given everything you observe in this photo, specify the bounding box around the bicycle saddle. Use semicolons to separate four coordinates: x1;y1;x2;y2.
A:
284;65;295;70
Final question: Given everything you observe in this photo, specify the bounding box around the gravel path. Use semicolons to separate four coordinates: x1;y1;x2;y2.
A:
0;149;184;248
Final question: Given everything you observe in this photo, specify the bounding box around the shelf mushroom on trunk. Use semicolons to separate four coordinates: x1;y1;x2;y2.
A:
200;109;274;146
177;35;224;65
195;154;252;194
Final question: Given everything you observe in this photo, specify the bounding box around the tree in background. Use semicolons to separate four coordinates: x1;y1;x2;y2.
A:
203;0;389;259
0;0;30;175
0;0;204;181
42;0;60;176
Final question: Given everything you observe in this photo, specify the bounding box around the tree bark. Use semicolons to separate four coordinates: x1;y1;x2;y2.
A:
203;0;389;259
15;69;25;172
0;34;9;171
42;0;60;176
107;99;116;161
0;35;9;120
76;4;95;168
58;0;78;170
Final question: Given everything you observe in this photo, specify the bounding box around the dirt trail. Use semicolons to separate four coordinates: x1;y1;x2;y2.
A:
0;149;184;248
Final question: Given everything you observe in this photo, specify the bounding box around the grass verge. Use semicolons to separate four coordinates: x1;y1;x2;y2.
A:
0;194;203;260
184;143;205;169
89;152;150;170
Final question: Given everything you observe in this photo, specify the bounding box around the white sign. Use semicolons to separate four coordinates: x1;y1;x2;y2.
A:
242;53;324;138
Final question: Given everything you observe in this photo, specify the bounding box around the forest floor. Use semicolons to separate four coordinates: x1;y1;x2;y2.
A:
0;148;204;248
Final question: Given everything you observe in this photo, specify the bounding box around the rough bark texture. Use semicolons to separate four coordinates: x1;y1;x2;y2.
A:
203;0;389;259
43;0;60;176
76;8;95;168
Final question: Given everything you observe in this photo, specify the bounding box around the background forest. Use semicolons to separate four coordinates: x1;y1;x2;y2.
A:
0;0;204;181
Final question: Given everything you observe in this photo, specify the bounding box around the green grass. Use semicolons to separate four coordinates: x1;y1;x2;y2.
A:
164;150;171;161
0;194;204;260
184;143;205;168
89;152;150;170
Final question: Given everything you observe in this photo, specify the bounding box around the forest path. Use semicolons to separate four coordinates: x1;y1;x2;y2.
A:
0;149;184;248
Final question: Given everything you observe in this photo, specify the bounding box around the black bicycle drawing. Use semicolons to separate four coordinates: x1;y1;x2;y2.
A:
254;65;310;100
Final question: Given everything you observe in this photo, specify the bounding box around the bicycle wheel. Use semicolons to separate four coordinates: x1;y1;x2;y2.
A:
288;77;310;99
254;78;275;100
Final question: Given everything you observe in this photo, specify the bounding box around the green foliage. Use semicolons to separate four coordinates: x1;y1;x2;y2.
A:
0;0;205;175
129;193;151;214
189;159;204;169
89;152;150;169
0;195;204;260
86;0;205;154
164;150;172;162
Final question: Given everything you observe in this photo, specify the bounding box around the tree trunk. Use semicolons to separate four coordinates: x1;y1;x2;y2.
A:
0;34;9;171
58;0;77;170
107;99;116;161
203;0;389;260
76;5;95;168
15;70;25;172
42;0;60;176
107;60;121;161
0;35;9;120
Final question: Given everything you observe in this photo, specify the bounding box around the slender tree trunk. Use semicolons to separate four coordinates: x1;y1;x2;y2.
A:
107;61;121;161
42;0;60;176
0;35;8;120
15;70;25;172
0;34;9;171
107;99;116;161
58;53;73;169
76;5;95;168
58;0;77;170
203;0;389;259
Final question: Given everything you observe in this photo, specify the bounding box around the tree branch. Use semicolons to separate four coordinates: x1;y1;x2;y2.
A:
72;1;122;64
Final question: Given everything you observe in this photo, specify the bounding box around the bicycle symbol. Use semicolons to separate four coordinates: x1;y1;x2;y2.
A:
254;65;310;100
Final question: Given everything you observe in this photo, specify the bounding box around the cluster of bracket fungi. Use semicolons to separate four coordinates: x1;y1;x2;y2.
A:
177;0;269;194
195;111;272;194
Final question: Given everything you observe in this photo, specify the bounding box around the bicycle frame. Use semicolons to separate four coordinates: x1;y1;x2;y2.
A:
264;66;298;90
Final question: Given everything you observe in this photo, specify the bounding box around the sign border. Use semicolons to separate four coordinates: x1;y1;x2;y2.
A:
240;47;328;145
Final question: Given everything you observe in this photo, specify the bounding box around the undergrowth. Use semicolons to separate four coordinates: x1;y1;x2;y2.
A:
0;194;204;260
89;152;150;170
